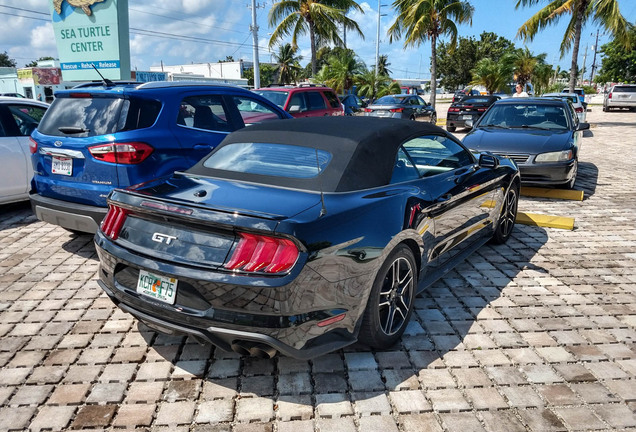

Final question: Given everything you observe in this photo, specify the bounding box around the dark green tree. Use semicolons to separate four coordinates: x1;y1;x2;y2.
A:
245;64;278;87
595;26;636;83
0;51;17;67
274;43;303;84
377;55;392;76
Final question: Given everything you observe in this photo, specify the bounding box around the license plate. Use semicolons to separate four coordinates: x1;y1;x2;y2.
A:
462;115;473;120
136;269;178;305
52;156;72;176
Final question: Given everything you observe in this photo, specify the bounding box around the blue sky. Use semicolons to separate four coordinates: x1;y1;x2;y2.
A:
1;0;635;82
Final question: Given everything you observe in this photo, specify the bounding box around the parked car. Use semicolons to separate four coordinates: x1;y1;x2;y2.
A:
0;97;48;204
253;85;344;118
95;116;520;359
30;81;291;234
562;87;586;107
446;95;500;132
0;92;26;98
543;92;586;123
339;94;367;116
463;98;588;189
364;94;437;123
452;88;481;103
603;84;636;111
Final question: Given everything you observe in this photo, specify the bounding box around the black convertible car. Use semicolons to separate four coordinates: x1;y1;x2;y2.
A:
95;117;520;359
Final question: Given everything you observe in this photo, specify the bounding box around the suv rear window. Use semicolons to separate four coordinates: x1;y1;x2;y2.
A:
614;86;636;93
324;91;341;108
37;96;161;137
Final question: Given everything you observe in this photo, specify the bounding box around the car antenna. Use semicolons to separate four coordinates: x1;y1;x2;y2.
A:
315;148;327;217
91;64;114;86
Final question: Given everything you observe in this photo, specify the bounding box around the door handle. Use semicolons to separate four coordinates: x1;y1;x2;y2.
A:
194;144;212;150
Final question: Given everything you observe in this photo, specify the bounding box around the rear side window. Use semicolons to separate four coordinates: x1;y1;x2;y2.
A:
306;91;326;110
178;95;232;132
120;98;161;131
252;90;289;108
402;135;474;177
232;96;284;125
324;91;341;108
203;142;331;178
7;104;47;136
37;97;126;137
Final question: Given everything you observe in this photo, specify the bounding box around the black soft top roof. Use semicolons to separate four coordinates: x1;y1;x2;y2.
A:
186;116;446;192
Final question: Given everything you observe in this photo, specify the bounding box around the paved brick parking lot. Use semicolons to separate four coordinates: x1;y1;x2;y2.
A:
0;106;635;431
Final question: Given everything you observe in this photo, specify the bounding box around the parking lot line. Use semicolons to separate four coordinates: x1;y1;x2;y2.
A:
516;211;575;230
520;187;584;201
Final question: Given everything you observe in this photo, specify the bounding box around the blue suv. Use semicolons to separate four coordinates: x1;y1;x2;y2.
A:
30;82;291;233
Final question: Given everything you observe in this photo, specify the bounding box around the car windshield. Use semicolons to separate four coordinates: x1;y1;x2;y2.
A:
459;97;491;104
253;90;289;108
614;86;636;93
202;142;332;179
375;96;407;104
478;104;570;130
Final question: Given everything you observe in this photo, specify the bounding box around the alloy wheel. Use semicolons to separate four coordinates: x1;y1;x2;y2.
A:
377;256;414;336
499;187;518;238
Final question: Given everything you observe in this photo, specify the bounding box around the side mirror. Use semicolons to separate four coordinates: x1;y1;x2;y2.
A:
479;153;499;169
576;122;590;131
288;105;301;113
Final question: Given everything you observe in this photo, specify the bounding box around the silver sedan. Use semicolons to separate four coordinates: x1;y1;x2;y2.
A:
364;94;437;123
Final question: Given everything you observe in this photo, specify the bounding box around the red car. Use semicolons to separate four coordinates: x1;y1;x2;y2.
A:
254;85;344;118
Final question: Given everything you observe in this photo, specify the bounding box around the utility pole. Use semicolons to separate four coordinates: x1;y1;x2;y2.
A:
250;0;262;89
580;44;588;85
375;0;381;76
590;29;600;83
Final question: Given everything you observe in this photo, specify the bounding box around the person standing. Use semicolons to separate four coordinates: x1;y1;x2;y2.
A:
513;84;529;97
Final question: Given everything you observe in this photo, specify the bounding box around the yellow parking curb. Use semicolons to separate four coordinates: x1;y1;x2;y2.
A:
516;212;575;230
520;187;584;201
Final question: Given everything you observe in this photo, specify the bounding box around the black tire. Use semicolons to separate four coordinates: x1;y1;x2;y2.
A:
561;159;578;189
409;115;416;121
491;184;519;244
358;245;417;349
430;113;437;124
602;105;608;112
447;126;456;132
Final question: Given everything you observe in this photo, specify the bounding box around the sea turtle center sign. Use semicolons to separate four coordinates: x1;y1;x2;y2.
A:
50;0;131;81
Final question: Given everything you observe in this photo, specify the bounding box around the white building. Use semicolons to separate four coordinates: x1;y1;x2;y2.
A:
149;61;252;87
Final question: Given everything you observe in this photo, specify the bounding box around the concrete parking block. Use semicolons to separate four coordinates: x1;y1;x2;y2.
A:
315;393;354;418
479;410;527;432
427;389;471;412
517;407;566;432
399;413;444;432
113;403;156;427
554;406;607;430
501;385;544;408
155;400;196;425
344;352;378;370
236;396;274;423
72;404;117;429
389;389;431;413
10;384;53;406
353;392;392;416
383;368;420;391
536;384;580;406
241;375;275;397
124;381;165;403
0;406;36;430
358;415;400;432
315;417;356;432
163;379;201;402
570;382;620;404
29;405;75;431
593;403;636;428
86;382;127;403
208;358;241;379
276;395;313;421
440;412;486;432
277;372;312;395
195;399;234;423
464;387;507;410
348;369;385;392
277;419;314;432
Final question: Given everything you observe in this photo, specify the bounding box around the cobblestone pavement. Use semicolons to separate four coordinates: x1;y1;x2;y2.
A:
0;107;635;432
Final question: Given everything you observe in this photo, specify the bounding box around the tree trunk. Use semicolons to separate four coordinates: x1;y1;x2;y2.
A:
569;0;587;92
310;22;317;77
430;34;437;109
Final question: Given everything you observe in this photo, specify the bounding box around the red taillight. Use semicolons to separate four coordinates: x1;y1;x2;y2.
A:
363;108;372;112
317;313;346;327
477;108;487;112
608;92;612;99
29;137;38;154
448;107;460;112
389;108;403;113
575;107;583;113
224;233;299;274
89;142;153;164
70;93;92;98
100;205;131;240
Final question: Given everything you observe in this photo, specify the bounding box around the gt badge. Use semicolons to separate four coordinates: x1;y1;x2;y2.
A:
152;233;177;245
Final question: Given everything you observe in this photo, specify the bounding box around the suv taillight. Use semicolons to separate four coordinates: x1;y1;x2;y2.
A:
224;232;299;274
29;138;38;154
448;107;460;112
390;108;403;113
575;107;583;113
101;205;131;240
608;92;612;99
89;142;153;164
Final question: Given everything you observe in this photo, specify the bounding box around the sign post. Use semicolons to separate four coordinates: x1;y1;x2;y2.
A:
50;0;130;81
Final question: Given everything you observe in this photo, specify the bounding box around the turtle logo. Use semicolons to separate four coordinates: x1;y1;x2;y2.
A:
52;0;106;16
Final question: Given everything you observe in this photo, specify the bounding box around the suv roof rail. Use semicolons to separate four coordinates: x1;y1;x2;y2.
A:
297;83;320;87
72;80;140;89
135;81;241;90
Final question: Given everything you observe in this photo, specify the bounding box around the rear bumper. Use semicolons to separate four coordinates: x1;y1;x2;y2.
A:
30;192;106;233
446;114;477;129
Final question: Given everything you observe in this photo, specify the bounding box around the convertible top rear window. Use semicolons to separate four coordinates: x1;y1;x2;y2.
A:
203;143;331;179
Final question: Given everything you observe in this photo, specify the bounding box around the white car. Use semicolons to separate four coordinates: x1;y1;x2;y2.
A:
603;84;636;111
0;97;48;204
542;92;586;123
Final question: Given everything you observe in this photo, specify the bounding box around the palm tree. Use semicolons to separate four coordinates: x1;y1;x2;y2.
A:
532;62;553;94
355;70;401;102
378;55;392;76
388;0;474;108
516;0;632;92
274;43;303;84
268;0;364;76
470;58;512;94
513;47;545;88
316;50;365;93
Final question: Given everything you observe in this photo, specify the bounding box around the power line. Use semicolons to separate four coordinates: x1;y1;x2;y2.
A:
129;7;250;36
